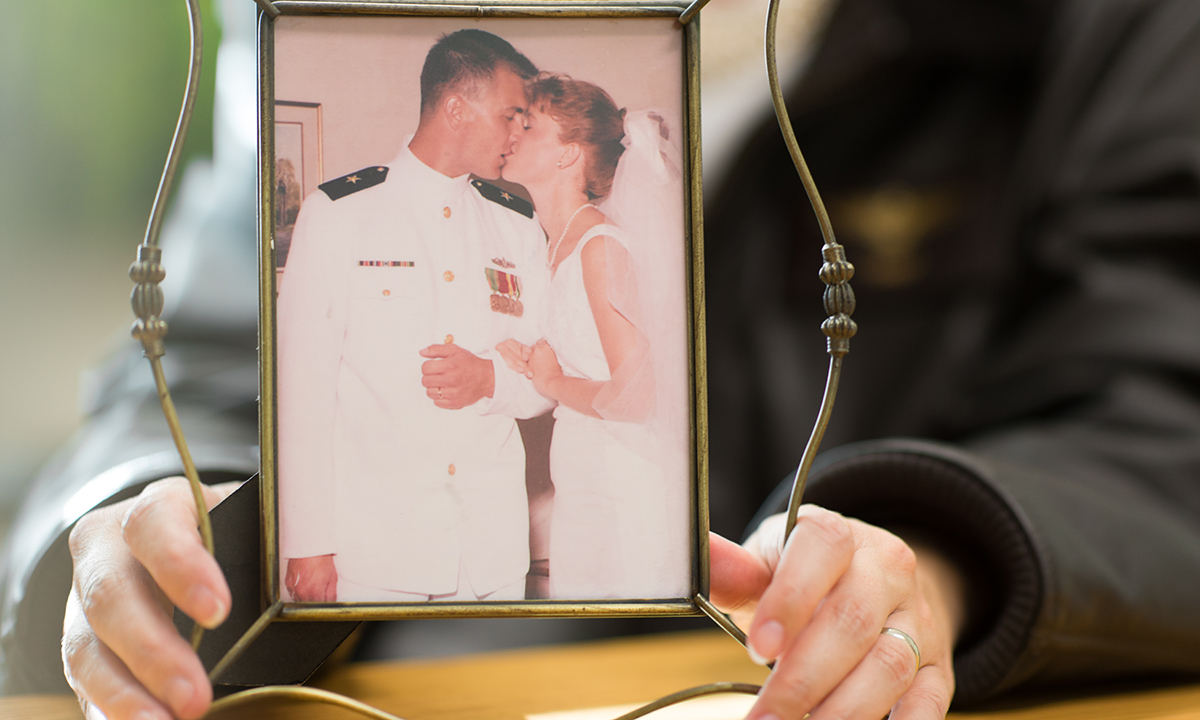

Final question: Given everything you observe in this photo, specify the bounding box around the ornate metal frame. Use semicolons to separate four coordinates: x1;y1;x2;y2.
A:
127;0;853;713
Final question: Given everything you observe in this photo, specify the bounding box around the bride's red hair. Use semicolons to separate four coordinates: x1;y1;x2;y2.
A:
529;74;626;200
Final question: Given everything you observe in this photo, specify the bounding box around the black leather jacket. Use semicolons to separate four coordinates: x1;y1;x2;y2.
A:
3;0;1200;705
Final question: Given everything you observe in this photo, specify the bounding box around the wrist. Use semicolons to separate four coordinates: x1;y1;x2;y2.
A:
910;541;968;645
482;357;496;399
542;373;565;400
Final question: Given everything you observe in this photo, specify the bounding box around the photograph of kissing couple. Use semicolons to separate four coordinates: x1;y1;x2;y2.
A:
271;15;696;610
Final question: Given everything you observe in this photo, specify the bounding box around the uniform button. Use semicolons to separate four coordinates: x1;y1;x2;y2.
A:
443;206;452;219
448;464;456;476
382;289;391;297
444;334;454;344
443;270;455;282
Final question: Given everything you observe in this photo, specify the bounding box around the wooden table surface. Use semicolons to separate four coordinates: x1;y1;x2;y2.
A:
7;630;1200;720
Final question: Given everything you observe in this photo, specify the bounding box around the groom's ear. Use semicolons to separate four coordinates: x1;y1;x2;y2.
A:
443;94;467;130
559;143;582;170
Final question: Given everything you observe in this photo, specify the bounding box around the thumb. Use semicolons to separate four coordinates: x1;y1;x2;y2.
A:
709;532;772;615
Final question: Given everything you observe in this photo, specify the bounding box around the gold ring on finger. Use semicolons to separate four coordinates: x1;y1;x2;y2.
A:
437;387;444;399
880;627;920;669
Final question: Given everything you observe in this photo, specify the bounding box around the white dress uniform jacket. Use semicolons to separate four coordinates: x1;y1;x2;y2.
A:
277;143;552;597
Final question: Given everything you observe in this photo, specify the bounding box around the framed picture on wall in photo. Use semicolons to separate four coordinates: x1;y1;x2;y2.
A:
258;3;707;620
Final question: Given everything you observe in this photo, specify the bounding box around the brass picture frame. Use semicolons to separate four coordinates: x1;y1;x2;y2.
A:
256;0;708;621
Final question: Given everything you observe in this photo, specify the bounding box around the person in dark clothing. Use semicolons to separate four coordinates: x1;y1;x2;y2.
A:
706;0;1200;703
4;0;1200;719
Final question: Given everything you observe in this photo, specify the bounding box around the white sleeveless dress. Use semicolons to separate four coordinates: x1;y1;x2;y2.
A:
544;224;685;599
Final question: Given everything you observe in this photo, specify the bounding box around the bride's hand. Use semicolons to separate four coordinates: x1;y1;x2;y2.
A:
495;339;534;378
527;339;563;397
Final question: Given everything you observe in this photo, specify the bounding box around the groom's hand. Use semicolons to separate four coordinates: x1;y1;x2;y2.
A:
285;555;338;602
420;343;496;408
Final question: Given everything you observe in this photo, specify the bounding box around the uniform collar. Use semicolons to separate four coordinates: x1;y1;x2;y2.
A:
391;137;472;205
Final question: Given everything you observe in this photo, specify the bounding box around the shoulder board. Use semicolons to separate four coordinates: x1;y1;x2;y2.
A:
319;166;389;201
471;179;534;218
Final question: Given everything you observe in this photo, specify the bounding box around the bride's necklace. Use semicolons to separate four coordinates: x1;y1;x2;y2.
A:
548;203;598;269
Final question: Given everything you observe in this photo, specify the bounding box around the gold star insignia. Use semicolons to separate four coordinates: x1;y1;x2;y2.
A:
500;191;512;201
346;175;360;184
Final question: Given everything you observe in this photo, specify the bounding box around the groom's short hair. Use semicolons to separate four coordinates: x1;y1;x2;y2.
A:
420;30;538;116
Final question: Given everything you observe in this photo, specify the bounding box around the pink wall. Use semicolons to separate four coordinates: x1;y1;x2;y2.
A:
274;15;684;184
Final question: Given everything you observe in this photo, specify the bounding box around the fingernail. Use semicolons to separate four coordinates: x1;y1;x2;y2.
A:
188;584;228;629
747;643;769;666
165;677;195;716
749;620;784;664
134;709;169;720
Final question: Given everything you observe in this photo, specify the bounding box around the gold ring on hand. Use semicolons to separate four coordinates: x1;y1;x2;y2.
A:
880;627;921;669
437;387;443;400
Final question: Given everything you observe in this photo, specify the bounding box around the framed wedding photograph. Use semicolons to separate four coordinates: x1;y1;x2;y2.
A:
257;0;706;620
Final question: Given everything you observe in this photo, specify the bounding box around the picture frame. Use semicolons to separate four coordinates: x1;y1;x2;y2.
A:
257;0;707;621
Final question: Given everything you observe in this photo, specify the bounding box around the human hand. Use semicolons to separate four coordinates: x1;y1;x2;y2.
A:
495;338;534;378
527;339;564;398
709;508;964;720
419;343;496;408
64;476;239;720
285;554;338;602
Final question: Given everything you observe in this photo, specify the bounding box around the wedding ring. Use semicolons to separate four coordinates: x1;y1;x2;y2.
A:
880;627;921;669
437;387;444;399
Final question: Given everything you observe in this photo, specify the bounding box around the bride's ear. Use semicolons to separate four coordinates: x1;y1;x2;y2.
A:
558;143;582;170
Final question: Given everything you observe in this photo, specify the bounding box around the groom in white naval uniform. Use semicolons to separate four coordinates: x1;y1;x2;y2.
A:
276;30;553;603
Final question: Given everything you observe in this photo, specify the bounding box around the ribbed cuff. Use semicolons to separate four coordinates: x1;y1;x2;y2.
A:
761;439;1044;705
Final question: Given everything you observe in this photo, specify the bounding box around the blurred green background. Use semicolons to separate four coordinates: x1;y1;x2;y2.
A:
0;0;219;534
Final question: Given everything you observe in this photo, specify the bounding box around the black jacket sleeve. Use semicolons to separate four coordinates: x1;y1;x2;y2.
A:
718;0;1200;705
0;341;260;695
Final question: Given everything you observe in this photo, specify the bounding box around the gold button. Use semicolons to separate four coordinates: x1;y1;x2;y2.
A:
448;464;456;476
443;334;454;344
442;207;452;219
382;289;391;297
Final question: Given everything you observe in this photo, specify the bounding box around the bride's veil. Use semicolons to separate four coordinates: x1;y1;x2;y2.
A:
594;109;690;489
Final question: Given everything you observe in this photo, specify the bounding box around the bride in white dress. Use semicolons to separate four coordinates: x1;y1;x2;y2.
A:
498;75;690;600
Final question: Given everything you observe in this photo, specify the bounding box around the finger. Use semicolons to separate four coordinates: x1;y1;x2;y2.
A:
748;530;916;720
63;589;174;720
72;547;212;719
805;621;922;720
747;506;855;664
426;385;459;407
889;664;955;720
419;343;458;358
422;360;462;382
426;388;458;408
708;532;771;616
121;479;230;630
748;584;889;720
496;347;530;374
422;365;466;387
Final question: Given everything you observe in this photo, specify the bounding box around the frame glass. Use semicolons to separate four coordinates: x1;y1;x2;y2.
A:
257;0;707;620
